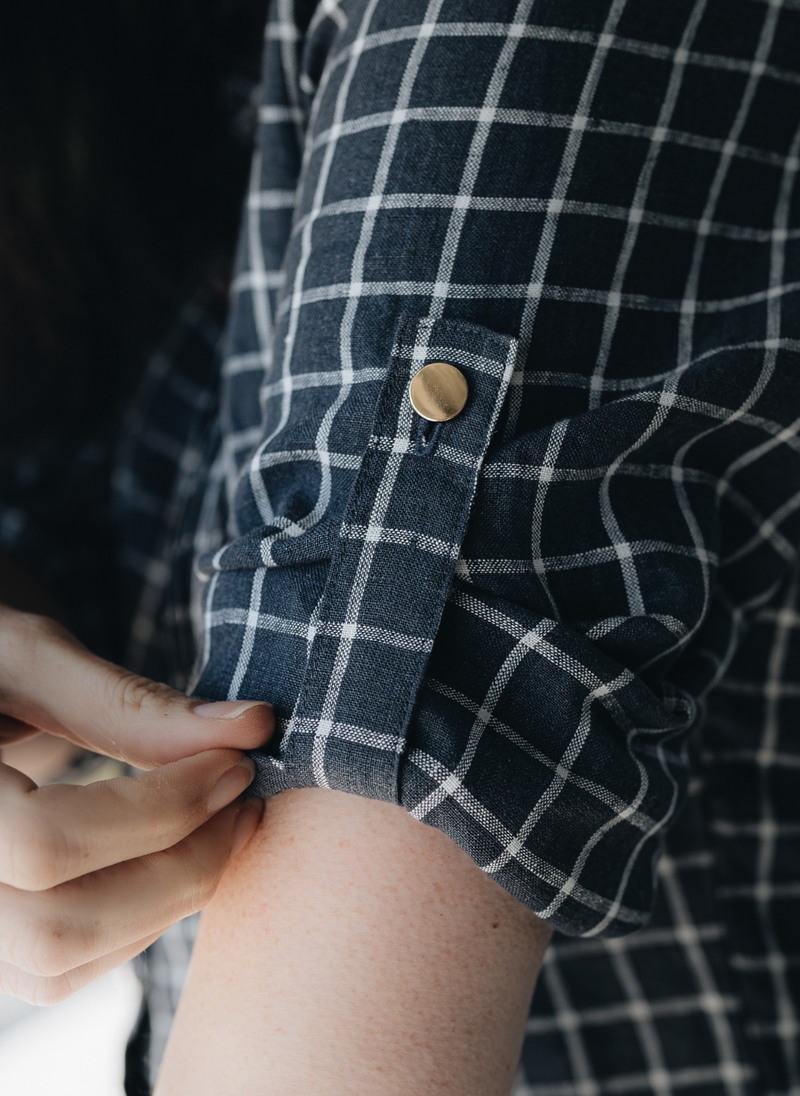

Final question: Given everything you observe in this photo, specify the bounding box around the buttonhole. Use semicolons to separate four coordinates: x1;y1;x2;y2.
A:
414;418;442;456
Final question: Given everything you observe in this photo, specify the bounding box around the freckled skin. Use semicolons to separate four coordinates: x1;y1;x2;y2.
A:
156;788;551;1096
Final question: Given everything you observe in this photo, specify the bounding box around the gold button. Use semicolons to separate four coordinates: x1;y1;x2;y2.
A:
409;362;468;422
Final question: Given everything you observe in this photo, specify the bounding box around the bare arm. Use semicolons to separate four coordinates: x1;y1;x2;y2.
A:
155;787;551;1096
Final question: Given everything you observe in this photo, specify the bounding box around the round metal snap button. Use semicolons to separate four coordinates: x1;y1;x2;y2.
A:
409;361;468;422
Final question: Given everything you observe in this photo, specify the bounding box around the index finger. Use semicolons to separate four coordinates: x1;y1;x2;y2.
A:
0;607;274;767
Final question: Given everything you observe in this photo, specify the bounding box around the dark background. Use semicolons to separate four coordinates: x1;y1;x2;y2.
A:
0;0;268;445
0;0;268;653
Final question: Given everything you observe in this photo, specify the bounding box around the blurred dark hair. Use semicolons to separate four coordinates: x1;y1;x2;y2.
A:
0;0;267;444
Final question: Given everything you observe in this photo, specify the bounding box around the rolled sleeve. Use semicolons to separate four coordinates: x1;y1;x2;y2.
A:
191;0;800;937
261;316;517;798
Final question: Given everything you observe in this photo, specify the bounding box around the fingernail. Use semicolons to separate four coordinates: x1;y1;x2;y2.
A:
208;758;256;813
193;700;272;720
231;797;264;856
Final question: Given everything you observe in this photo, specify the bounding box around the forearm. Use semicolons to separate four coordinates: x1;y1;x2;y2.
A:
155;788;551;1096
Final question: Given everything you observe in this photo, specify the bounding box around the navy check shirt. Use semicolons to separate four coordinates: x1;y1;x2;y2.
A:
106;0;800;1091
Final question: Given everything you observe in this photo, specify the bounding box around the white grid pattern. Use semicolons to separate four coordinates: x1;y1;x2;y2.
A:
111;1;800;1092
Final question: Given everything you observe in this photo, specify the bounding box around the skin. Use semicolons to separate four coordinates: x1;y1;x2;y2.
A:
0;603;274;1005
0;566;551;1089
156;788;551;1096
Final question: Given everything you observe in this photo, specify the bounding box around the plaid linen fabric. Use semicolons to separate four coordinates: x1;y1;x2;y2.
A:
111;0;800;1091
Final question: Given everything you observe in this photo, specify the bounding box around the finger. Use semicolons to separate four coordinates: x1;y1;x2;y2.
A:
0;606;274;766
0;929;164;1007
0;750;257;890
0;798;249;977
0;717;40;747
231;796;265;858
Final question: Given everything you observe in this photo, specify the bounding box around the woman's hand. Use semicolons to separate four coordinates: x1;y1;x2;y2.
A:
0;605;273;1005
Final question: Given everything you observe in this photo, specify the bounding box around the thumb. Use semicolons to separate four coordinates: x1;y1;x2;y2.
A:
0;607;274;768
